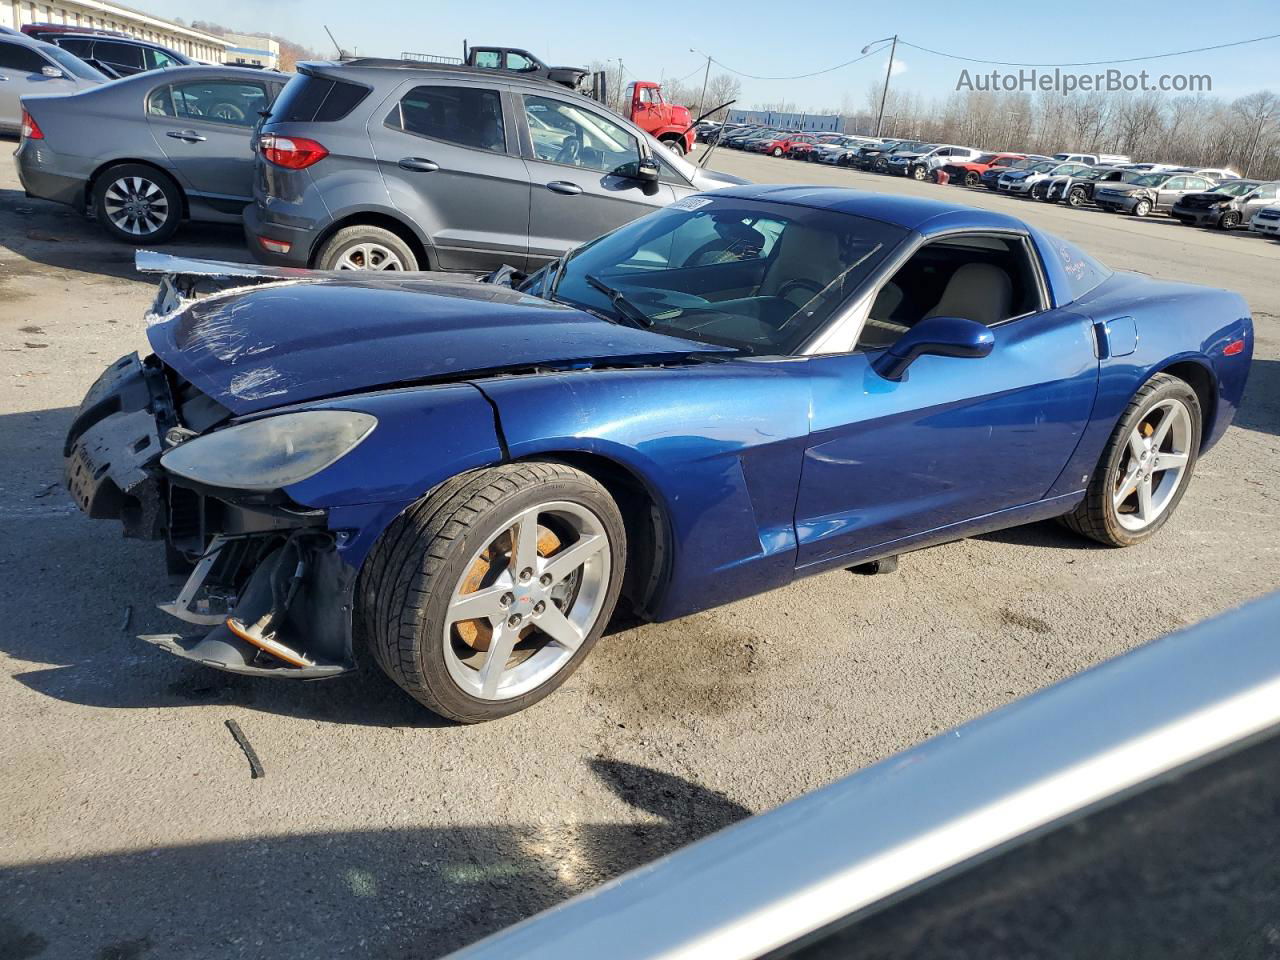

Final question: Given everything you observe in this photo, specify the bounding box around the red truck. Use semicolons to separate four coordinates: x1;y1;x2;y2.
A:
625;81;695;155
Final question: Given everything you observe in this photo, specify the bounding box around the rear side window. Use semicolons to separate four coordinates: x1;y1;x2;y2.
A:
55;37;94;58
0;41;49;73
269;74;370;123
1049;235;1113;302
146;48;181;70
95;40;144;70
385;85;506;153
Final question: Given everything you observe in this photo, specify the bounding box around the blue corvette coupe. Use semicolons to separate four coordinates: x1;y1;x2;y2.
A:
65;186;1253;721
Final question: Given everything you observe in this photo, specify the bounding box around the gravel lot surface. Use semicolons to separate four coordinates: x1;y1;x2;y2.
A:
2;140;1277;960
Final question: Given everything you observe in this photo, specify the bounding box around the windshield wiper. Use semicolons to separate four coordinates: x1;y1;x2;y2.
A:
584;275;653;328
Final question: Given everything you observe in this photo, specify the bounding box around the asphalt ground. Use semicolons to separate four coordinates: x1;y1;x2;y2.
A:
2;140;1277;960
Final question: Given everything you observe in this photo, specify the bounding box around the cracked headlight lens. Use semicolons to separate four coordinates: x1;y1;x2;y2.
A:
160;411;377;491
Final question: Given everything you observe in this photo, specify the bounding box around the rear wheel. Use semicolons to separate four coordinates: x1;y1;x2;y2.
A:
93;163;182;244
315;225;418;271
360;462;627;722
1062;373;1201;547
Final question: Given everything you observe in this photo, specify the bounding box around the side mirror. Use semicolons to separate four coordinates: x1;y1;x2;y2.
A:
634;156;660;184
873;316;994;381
41;65;65;79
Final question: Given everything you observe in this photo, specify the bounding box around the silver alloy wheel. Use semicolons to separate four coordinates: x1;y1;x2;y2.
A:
442;500;611;701
1113;398;1193;532
102;176;169;236
333;242;406;270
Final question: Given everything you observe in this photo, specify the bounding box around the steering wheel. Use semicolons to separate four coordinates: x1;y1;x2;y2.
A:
209;102;246;122
555;135;582;165
775;278;825;303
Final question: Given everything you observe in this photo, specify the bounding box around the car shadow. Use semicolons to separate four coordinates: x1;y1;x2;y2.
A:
0;759;753;960
1234;357;1280;437
0;184;251;283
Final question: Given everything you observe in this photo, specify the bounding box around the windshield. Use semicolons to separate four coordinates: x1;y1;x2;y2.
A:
1209;180;1262;196
1027;162;1056;173
44;45;107;81
544;197;907;355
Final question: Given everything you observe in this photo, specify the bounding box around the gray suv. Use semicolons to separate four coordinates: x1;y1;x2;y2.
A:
244;59;746;272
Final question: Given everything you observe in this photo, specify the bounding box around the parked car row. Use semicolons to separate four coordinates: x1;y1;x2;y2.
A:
15;57;748;267
834;138;1280;237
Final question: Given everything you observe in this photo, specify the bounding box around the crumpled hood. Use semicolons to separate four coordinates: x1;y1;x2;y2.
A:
148;278;732;415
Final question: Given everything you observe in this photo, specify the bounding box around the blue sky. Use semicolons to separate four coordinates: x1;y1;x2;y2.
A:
143;0;1280;109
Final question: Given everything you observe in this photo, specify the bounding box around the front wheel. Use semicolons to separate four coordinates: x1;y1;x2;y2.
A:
1219;210;1242;229
660;135;687;156
1067;186;1087;207
1061;373;1201;547
911;164;928;181
964;171;981;187
360;462;627;722
1030;182;1049;201
315;225;418;271
1132;198;1153;218
772;146;784;157
93;163;182;244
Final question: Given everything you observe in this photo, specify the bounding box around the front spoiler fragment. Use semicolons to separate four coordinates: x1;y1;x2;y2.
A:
139;633;347;679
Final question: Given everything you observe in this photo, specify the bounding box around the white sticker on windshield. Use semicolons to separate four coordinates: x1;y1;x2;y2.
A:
672;195;713;211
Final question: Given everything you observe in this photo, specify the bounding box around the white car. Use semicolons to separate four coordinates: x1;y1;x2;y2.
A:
1249;203;1280;237
1054;151;1131;166
999;161;1091;197
888;144;982;180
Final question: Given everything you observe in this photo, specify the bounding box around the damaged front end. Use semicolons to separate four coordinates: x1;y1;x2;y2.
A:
64;350;357;678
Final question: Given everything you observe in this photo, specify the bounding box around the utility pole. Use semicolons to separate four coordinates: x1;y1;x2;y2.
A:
698;53;712;119
874;35;898;139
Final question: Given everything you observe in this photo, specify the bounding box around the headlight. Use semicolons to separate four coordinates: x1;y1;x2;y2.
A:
160;410;377;491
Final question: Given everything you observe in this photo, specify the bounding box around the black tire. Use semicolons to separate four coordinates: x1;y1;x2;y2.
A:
1061;373;1202;547
1067;186;1087;207
1132;198;1152;218
911;164;927;181
964;171;981;187
1030;182;1049;201
659;135;687;156
93;163;182;244
772;146;784;157
358;462;627;722
315;225;418;271
1219;210;1242;230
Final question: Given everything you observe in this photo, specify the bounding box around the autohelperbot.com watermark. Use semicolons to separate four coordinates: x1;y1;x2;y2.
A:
956;68;1212;96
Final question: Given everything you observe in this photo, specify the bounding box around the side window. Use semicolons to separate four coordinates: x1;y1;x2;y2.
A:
385;85;506;152
858;235;1044;350
171;80;268;127
505;52;534;71
0;41;49;73
523;95;640;175
146;84;175;117
146;48;179;70
94;41;144;71
56;37;94;58
471;51;501;69
1255;185;1278;201
1164;177;1186;191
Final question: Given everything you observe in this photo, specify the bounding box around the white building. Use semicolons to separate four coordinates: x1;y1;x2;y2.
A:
222;31;278;70
0;1;230;62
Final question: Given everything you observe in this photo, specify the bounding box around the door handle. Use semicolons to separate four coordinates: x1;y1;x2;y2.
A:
398;157;439;172
166;130;206;143
547;181;583;196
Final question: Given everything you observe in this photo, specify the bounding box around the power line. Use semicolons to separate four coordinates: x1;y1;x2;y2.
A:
896;33;1280;68
694;31;1280;82
671;62;708;85
707;49;877;81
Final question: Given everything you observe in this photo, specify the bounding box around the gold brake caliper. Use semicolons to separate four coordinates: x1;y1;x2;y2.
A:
455;526;562;652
